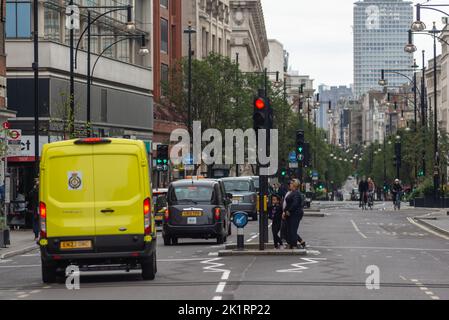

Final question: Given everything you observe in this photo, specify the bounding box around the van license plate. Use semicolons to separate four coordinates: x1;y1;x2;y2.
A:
187;217;197;225
60;240;92;250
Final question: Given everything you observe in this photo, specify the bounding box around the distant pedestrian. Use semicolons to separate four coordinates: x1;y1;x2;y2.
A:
283;179;306;249
29;178;40;241
268;194;283;249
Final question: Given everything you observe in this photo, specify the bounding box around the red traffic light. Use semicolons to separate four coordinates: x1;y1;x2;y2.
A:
254;98;266;110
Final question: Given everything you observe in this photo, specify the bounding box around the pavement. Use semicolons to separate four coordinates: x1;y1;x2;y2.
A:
0;229;39;260
1;201;449;300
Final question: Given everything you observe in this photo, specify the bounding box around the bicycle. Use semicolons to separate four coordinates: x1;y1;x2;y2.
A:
393;192;401;211
360;192;368;211
368;192;374;210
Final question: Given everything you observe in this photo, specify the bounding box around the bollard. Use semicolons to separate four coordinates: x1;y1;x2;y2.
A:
237;228;244;250
232;211;249;251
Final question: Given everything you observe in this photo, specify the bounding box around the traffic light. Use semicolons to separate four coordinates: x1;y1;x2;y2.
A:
296;130;305;162
156;144;169;169
303;142;311;167
253;90;273;131
281;168;287;177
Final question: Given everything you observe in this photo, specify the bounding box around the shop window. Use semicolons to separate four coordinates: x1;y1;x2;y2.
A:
6;0;31;38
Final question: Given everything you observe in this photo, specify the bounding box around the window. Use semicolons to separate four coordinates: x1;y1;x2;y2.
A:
160;0;169;8
161;18;168;53
161;64;169;96
6;0;31;38
44;6;60;41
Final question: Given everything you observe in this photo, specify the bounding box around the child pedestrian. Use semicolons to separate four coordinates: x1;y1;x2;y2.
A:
268;194;283;249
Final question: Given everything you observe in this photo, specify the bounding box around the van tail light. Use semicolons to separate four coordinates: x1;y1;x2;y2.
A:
39;202;47;239
164;209;169;221
74;138;112;145
144;198;151;235
214;208;221;221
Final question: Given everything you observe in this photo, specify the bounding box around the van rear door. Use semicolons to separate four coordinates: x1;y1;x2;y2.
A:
45;145;95;238
92;143;145;251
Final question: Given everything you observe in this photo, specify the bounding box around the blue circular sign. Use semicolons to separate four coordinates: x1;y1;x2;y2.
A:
233;211;249;228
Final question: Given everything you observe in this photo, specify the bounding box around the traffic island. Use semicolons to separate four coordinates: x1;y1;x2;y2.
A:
219;243;308;256
218;248;307;257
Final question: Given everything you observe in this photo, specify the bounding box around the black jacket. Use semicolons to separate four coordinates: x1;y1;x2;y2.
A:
268;204;283;222
359;181;369;193
284;190;303;218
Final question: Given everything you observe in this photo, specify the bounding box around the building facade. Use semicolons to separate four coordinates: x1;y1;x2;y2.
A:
229;0;268;72
182;0;232;60
317;85;353;129
263;39;287;81
5;0;153;198
353;0;413;98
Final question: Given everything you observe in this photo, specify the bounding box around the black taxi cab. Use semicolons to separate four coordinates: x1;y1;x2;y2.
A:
162;179;232;245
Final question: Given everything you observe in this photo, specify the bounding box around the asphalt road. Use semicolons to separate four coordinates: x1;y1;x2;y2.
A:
1;202;448;300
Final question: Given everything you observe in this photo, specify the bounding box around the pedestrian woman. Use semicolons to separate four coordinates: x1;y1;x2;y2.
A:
283;179;306;249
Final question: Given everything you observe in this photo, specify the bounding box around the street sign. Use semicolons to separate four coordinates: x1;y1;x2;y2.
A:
8;129;21;140
183;154;193;165
289;163;299;169
289;152;297;163
233;211;249;229
2;122;10;129
185;165;195;171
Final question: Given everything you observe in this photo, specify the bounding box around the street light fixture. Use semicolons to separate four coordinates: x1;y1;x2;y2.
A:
184;22;197;136
404;30;418;53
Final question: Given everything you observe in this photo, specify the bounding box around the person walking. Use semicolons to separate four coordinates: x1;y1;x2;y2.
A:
358;176;369;209
29;178;40;241
268;194;283;249
283;179;305;249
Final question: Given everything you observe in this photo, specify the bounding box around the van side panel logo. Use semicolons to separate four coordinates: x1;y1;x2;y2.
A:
68;171;83;190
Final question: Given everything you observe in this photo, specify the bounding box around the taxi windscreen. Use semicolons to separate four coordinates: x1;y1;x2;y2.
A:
223;180;250;192
171;186;215;204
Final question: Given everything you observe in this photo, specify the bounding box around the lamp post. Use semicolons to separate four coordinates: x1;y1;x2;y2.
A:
70;4;134;137
33;0;39;175
184;23;196;137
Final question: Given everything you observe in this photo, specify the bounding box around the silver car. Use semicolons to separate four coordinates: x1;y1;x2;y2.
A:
221;177;258;221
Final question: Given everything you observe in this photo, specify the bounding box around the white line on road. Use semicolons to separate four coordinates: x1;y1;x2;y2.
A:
0;265;40;268
311;245;449;252
216;282;226;293
350;220;368;239
213;296;222;300
407;217;449;240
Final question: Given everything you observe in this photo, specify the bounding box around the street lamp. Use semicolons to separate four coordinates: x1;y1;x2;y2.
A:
88;34;148;136
404;30;418;53
184;22;197;137
70;4;135;137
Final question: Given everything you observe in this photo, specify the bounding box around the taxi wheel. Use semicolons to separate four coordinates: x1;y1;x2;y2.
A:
163;235;172;246
41;261;57;284
141;253;156;281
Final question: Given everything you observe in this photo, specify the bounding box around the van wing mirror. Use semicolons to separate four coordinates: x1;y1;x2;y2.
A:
226;193;233;199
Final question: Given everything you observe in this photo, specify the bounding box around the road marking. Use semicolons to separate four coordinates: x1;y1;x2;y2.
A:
431;296;440;300
159;258;208;262
18;294;29;299
20;253;40;257
420;287;428;291
277;258;327;273
216;282;226;293
0;259;12;264
407;217;449;240
311;245;449;252
410;279;441;300
208;252;219;256
350;220;368;239
201;258;231;301
0;265;40;268
425;291;434;295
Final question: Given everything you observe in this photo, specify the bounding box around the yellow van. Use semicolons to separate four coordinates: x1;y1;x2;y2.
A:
39;138;156;283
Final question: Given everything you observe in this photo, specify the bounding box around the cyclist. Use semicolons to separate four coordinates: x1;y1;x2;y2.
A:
358;176;369;210
367;177;376;209
391;179;403;210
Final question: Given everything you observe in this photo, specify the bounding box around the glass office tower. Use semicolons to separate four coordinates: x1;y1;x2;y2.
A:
353;0;413;98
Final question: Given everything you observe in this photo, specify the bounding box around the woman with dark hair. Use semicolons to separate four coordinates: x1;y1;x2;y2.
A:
283;179;306;249
268;194;283;249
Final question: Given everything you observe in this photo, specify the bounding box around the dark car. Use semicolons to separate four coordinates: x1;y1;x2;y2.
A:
163;179;232;245
221;177;258;221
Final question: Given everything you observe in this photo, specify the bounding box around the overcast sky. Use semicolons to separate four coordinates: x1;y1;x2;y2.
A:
261;0;446;88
